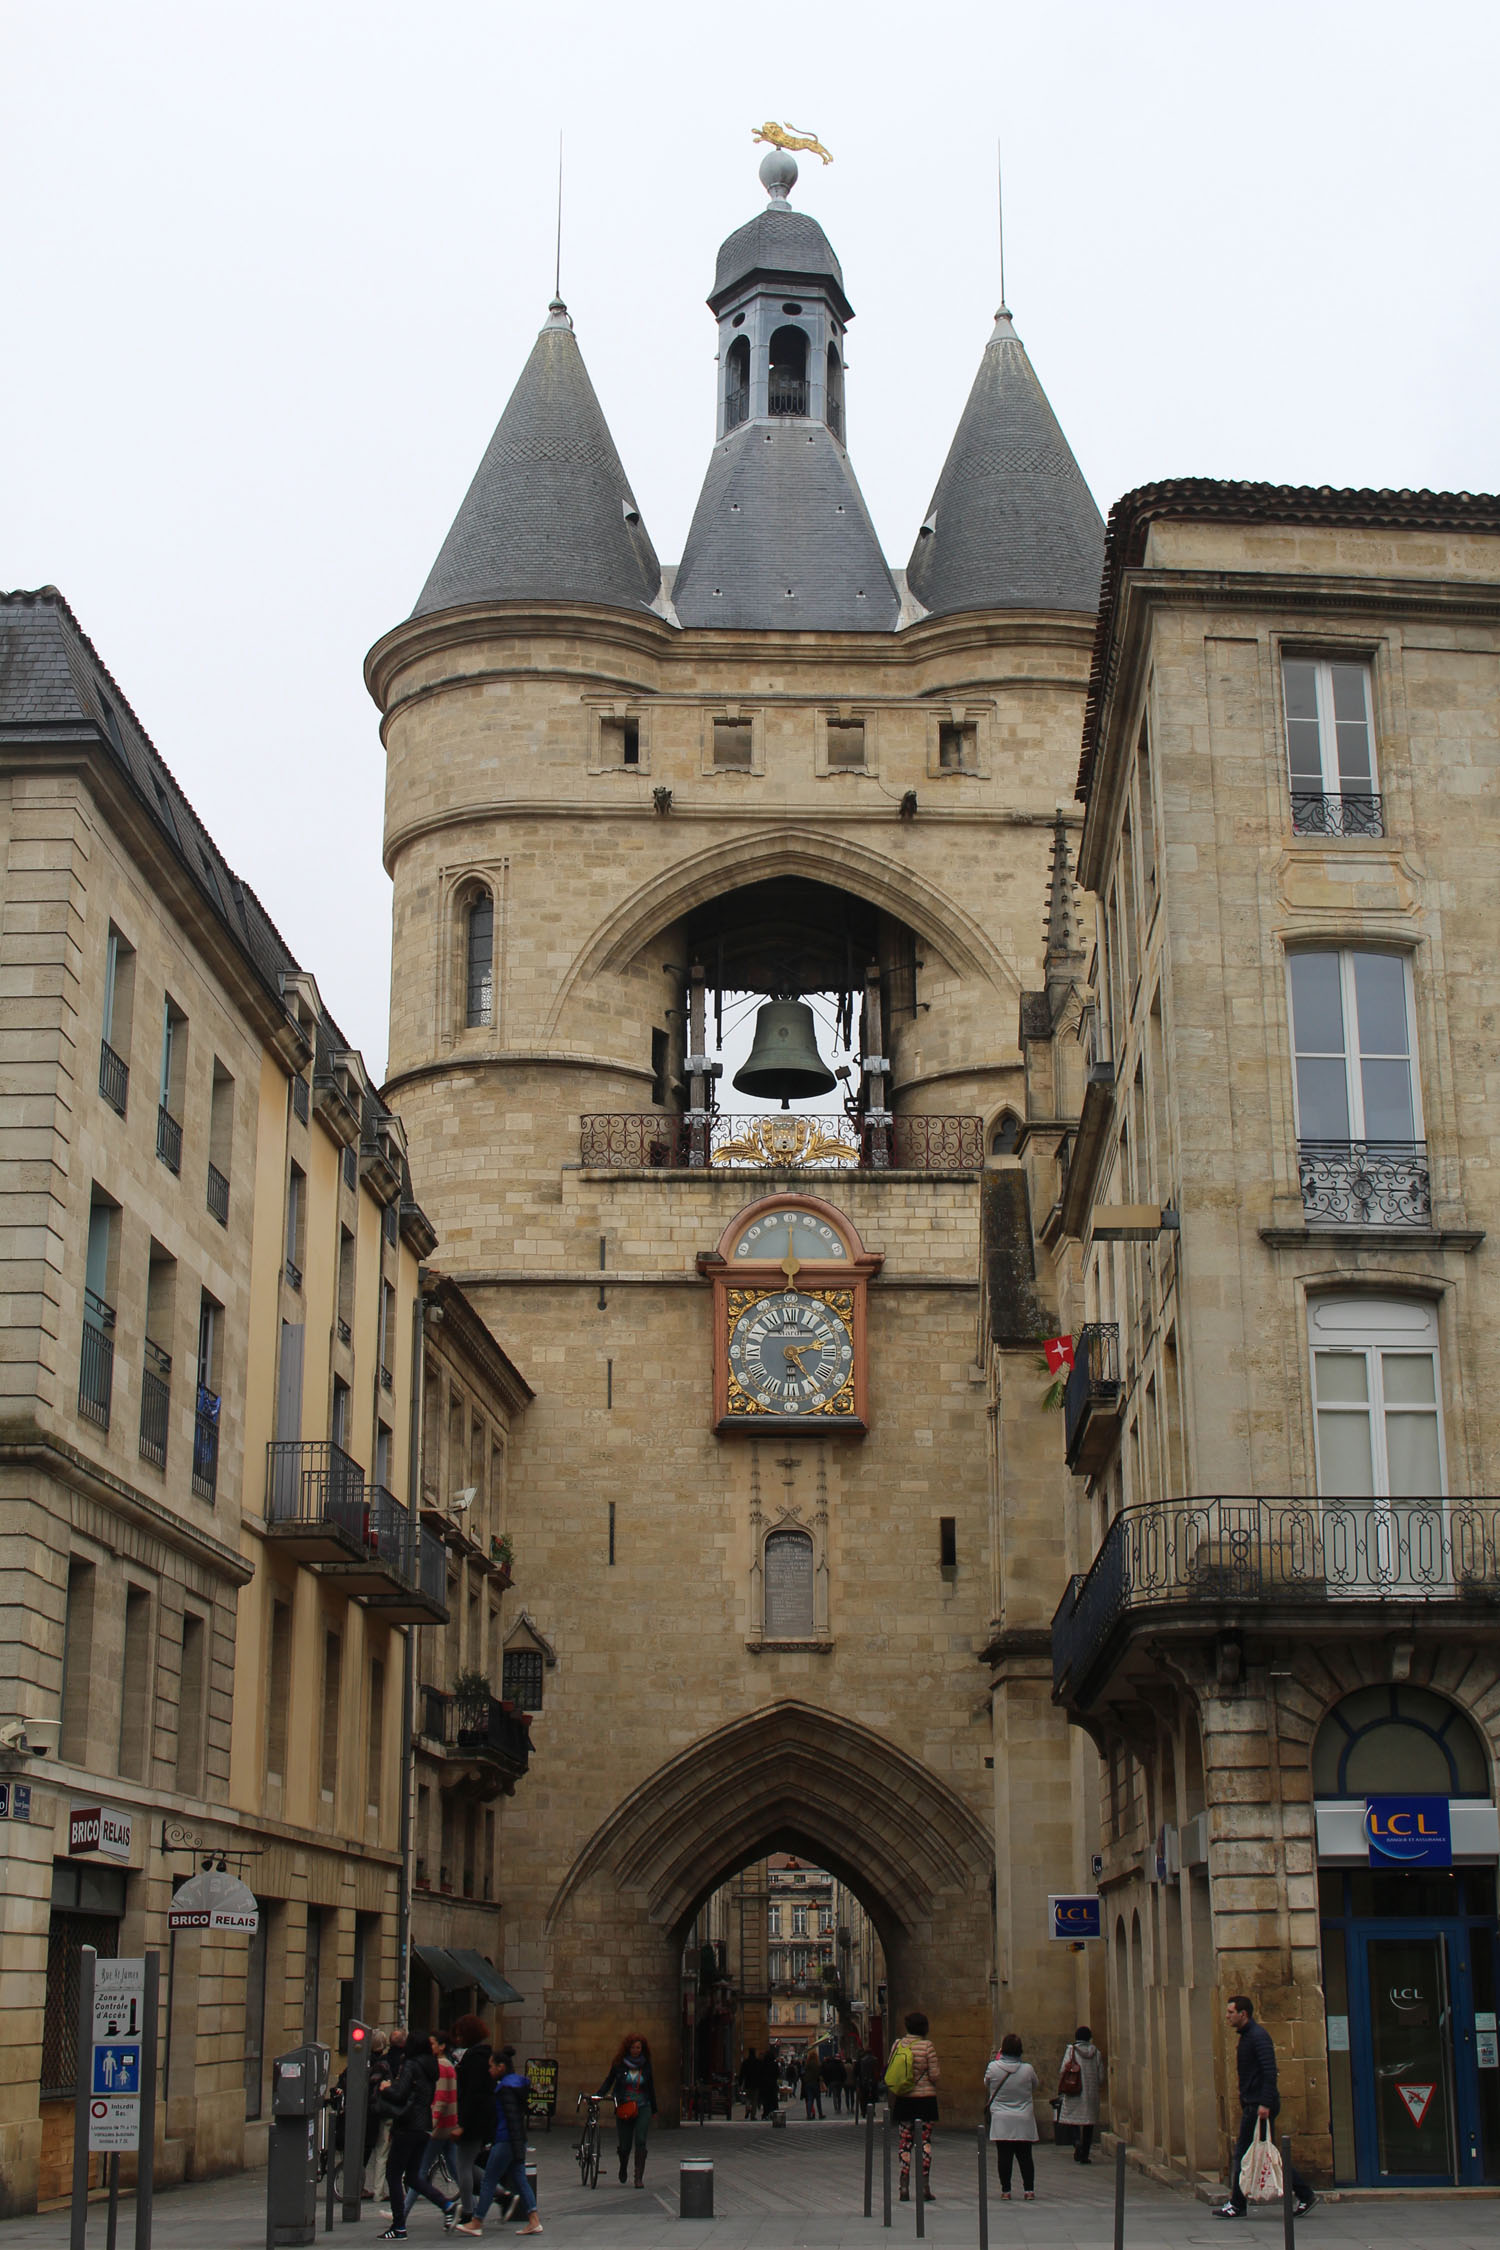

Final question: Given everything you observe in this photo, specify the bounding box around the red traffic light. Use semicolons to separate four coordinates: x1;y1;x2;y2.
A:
351;2025;367;2044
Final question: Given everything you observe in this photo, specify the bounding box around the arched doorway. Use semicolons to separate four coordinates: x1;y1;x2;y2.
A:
545;1700;995;2125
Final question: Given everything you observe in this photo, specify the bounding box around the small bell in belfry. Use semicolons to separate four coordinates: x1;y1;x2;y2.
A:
733;999;838;1107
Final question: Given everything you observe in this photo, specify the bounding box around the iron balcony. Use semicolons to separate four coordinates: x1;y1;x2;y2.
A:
579;1111;984;1173
78;1291;116;1430
263;1443;448;1622
156;1104;183;1174
1298;1139;1430;1226
419;1684;533;1798
1052;1493;1500;1710
1290;790;1384;838
99;1039;129;1116
1063;1323;1123;1475
193;1386;220;1501
206;1163;230;1226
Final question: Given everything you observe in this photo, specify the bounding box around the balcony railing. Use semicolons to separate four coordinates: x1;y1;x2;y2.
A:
768;374;807;417
292;1074;310;1124
724;387;749;432
1053;1494;1500;1705
206;1163;230;1226
1063;1323;1122;1475
193;1387;220;1500
455;1688;533;1778
139;1340;171;1469
99;1039;129;1116
579;1111;984;1173
1291;791;1385;838
266;1438;367;1540
417;1526;447;1609
156;1104;183;1174
79;1291;115;1429
264;1443;447;1619
1298;1139;1430;1226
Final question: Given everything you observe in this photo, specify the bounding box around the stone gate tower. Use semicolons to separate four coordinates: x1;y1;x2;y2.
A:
366;150;1104;2119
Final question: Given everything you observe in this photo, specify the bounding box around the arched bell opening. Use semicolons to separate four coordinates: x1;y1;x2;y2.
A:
826;343;845;443
768;325;810;418
723;335;751;434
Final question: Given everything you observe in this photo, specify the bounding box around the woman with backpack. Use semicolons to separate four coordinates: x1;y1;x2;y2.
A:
1057;2026;1104;2163
985;2032;1041;2201
884;2010;940;2202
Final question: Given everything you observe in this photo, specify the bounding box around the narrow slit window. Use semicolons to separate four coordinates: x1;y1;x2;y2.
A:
466;892;494;1028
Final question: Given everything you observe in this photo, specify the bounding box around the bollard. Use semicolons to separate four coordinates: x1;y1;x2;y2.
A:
881;2103;892;2229
976;2123;989;2250
1281;2137;1295;2250
863;2099;875;2217
679;2159;714;2219
1113;2138;1126;2250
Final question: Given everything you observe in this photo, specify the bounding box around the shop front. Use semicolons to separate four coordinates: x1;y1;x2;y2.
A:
1315;1685;1500;2186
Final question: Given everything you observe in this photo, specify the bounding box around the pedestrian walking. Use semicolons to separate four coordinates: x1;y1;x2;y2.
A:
376;2033;457;2240
985;2033;1040;2201
885;2010;940;2202
798;2047;824;2118
736;2046;760;2120
853;2046;877;2120
1213;1997;1317;2220
823;2050;847;2114
1057;2026;1104;2164
758;2047;781;2119
399;2027;461;2230
450;2013;494;2226
455;2045;541;2238
597;2031;656;2188
365;2030;400;2199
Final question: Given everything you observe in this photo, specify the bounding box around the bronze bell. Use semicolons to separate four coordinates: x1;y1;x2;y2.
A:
733;999;837;1106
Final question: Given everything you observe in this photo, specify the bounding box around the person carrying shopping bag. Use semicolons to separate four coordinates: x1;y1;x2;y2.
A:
1057;2026;1104;2163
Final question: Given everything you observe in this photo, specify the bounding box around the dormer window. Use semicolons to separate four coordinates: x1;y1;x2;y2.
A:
768;326;808;418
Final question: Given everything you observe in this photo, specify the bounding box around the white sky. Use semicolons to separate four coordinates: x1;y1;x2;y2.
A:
7;0;1498;1078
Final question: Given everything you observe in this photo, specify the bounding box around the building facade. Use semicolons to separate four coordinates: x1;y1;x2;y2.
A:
1035;482;1500;2188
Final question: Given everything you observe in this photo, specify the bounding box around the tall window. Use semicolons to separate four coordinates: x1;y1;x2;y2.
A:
466;893;494;1028
1309;1296;1444;1498
176;1612;206;1792
503;1647;544;1711
1289;950;1419;1144
767;1905;781;1936
1282;656;1381;836
791;1903;809;1936
320;1630;342;1799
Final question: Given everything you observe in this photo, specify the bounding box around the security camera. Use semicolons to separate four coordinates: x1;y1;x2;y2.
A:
452;1489;477;1513
0;1718;45;1755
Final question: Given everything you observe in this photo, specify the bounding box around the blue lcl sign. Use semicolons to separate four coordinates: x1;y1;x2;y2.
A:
1365;1795;1452;1867
1049;1894;1102;1940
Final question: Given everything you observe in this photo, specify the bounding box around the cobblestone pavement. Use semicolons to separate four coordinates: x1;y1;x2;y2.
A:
9;2117;1500;2250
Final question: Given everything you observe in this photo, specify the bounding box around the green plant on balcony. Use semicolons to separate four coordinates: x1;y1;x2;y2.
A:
491;1532;514;1570
453;1665;491;1717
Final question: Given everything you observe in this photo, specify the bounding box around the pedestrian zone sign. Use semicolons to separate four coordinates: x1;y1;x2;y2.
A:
92;2043;141;2097
88;2098;140;2153
1397;2082;1436;2127
93;1959;146;2043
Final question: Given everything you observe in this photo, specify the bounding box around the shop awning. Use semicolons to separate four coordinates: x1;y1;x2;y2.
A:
412;1944;523;2004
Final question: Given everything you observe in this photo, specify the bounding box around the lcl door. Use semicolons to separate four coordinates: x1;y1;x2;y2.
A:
1351;1925;1490;2183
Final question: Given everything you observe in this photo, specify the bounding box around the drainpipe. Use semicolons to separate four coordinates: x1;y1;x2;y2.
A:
397;1283;426;2027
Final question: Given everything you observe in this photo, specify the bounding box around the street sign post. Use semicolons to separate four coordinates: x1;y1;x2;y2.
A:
71;1954;158;2250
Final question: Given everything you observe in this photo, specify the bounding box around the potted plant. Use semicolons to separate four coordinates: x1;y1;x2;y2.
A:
490;1532;514;1583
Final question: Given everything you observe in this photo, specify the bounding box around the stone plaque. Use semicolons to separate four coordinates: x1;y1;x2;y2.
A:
764;1529;814;1638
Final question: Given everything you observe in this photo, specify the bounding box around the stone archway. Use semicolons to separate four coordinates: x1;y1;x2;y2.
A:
544;1700;996;2126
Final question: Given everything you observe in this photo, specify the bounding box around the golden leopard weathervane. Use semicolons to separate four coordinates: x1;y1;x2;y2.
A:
753;121;833;166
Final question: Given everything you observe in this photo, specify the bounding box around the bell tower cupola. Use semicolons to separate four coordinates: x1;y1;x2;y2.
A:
672;152;899;631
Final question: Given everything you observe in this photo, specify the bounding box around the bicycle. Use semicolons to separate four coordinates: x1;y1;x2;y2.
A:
575;2091;603;2189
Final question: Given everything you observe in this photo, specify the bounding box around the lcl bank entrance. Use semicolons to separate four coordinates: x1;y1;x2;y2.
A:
1315;1686;1500;2186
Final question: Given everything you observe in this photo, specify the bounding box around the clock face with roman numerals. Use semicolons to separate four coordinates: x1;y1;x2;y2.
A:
727;1290;853;1415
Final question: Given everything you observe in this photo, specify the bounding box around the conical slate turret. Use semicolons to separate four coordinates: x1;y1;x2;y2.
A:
906;309;1104;617
671;154;899;632
413;300;661;619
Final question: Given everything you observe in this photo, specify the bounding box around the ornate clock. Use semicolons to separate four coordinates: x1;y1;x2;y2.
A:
699;1194;880;1434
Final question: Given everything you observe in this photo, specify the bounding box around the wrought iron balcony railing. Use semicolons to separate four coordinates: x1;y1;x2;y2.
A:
768;374;807;417
292;1073;310;1124
417;1525;447;1609
79;1291;115;1429
1298;1139;1430;1226
579;1111;984;1173
139;1340;171;1469
1290;791;1385;838
1053;1494;1500;1705
156;1104;183;1174
193;1387;220;1500
264;1445;446;1619
99;1039;129;1116
206;1163;230;1226
455;1689;533;1776
266;1437;366;1537
1063;1323;1122;1474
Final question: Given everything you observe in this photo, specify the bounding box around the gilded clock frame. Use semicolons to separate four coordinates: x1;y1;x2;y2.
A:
699;1192;881;1435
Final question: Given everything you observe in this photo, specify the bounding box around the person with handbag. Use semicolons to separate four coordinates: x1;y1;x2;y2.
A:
884;2010;940;2202
455;2046;540;2237
597;2032;656;2188
450;2014;494;2228
1056;2026;1104;2163
985;2033;1040;2200
1212;1996;1316;2220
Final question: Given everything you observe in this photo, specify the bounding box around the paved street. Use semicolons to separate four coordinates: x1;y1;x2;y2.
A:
11;2119;1500;2250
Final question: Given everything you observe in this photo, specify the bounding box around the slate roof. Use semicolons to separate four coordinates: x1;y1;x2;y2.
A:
412;304;661;620
710;205;851;319
905;310;1104;620
1076;478;1500;800
0;587;298;998
672;419;900;632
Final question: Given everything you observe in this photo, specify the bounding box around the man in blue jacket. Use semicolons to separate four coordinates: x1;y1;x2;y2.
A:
1213;1997;1316;2219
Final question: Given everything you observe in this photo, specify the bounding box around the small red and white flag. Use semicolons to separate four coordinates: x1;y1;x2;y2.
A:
1043;1335;1075;1375
1396;2083;1435;2128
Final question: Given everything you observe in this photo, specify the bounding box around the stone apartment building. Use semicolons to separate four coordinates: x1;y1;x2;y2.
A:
0;589;449;2211
1021;481;1500;2190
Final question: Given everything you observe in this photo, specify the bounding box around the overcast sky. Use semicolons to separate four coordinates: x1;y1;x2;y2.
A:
7;0;1498;1077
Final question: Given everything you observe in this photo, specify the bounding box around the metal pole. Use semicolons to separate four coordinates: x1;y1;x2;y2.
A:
881;2102;892;2228
134;1952;159;2250
70;1944;97;2250
1281;2137;1296;2250
106;2156;120;2250
341;2029;369;2224
1113;2136;1126;2250
324;2101;336;2234
976;2123;989;2250
398;1289;426;2030
863;2095;875;2217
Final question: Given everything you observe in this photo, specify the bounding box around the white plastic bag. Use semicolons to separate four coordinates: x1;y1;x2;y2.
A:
1238;2117;1284;2204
